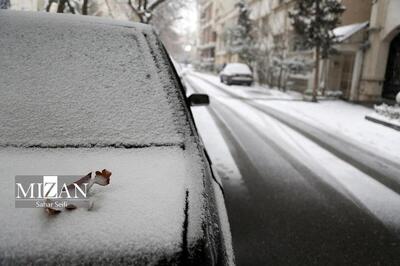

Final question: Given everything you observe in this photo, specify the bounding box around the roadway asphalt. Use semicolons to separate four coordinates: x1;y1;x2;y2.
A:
184;73;400;265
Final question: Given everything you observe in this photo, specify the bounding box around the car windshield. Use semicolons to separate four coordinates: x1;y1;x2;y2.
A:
0;13;187;148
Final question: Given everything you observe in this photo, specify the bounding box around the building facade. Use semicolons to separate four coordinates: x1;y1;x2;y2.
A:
198;0;400;102
325;0;400;101
198;0;217;70
358;0;400;101
10;0;44;11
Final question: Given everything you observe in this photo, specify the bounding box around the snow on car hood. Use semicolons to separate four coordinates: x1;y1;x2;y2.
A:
0;146;205;264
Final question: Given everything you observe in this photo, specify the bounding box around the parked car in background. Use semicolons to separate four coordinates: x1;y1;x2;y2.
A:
219;63;253;86
0;11;233;265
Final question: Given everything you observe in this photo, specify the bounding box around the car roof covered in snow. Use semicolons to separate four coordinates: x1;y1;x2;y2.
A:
0;10;190;148
222;63;252;75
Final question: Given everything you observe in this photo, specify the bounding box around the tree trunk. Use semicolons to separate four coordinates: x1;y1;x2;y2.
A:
65;0;75;14
45;0;53;12
282;69;287;92
312;0;320;102
82;0;88;15
57;0;66;13
313;45;320;102
278;66;283;90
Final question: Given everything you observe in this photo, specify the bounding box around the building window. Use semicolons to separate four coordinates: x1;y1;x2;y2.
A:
212;31;217;42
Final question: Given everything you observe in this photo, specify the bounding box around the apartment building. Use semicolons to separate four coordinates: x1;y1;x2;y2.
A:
359;0;400;101
198;0;217;70
319;0;400;101
198;0;400;102
10;0;44;11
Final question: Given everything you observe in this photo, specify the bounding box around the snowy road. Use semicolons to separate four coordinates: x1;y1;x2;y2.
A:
183;72;400;265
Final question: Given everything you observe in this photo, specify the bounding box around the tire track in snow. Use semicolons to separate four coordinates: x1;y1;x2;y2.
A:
188;72;400;195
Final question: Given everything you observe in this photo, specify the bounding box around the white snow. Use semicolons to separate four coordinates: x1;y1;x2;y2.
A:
191;71;400;163
190;105;243;186
0;12;221;264
367;112;400;128
0;147;205;264
220;63;252;75
257;100;400;162
193;72;302;100
212;180;235;266
227;99;400;232
374;103;400;121
187;75;400;233
0;11;189;147
333;21;368;42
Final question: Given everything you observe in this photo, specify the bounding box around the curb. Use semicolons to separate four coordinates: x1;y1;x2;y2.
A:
365;115;400;132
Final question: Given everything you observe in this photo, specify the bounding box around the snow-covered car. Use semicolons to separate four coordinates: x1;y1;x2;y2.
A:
0;11;233;265
219;63;253;86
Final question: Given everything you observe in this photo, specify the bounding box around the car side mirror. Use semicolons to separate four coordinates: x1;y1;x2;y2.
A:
188;93;210;106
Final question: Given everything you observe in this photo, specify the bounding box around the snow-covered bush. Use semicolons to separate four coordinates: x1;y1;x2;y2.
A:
374;103;400;120
325;90;342;97
269;55;313;89
199;59;215;72
285;57;313;74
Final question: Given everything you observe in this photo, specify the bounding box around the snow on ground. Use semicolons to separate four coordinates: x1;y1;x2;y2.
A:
190;106;244;187
218;95;400;233
188;75;400;233
368;112;400;127
258;100;400;162
185;78;244;187
194;72;302;100
190;71;400;162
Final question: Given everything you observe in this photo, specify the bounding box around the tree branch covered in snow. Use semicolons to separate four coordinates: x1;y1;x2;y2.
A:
127;0;166;24
149;0;189;58
46;0;98;15
289;0;345;101
289;0;345;58
57;0;75;14
224;0;256;65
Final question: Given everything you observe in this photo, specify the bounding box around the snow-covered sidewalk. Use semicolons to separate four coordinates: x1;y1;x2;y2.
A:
259;100;400;162
190;71;400;162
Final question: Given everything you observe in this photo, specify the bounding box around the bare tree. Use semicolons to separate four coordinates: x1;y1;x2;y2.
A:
46;0;75;13
143;0;191;59
45;0;56;12
127;0;166;24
